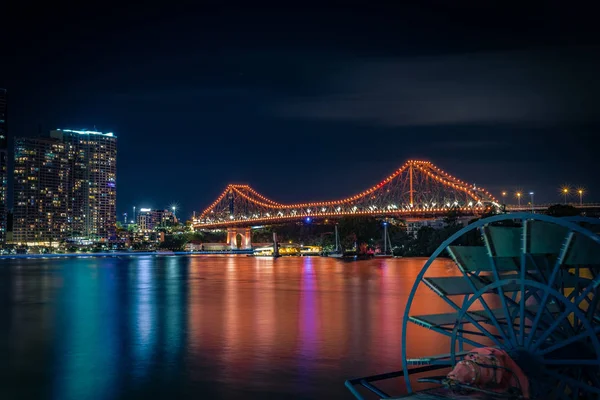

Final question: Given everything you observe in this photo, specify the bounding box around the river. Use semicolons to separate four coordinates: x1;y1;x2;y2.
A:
0;255;458;399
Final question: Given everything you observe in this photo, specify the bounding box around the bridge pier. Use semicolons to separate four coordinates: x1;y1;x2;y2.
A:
226;227;252;249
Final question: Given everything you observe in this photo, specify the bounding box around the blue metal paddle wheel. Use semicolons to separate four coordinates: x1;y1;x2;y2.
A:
345;213;600;399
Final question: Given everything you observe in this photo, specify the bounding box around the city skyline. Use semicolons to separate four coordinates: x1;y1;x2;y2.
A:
0;105;596;224
2;4;599;220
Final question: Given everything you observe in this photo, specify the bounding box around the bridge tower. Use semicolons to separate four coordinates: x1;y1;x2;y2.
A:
226;227;252;249
409;162;414;206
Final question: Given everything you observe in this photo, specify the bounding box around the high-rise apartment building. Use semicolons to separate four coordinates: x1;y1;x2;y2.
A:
50;129;117;241
13;137;70;245
0;88;7;244
13;129;117;246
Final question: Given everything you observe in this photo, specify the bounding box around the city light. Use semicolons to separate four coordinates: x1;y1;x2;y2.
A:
516;192;522;207
529;192;534;213
560;186;570;204
577;188;585;205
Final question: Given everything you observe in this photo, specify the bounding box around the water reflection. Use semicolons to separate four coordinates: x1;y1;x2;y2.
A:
53;260;119;400
1;255;459;400
165;257;182;367
298;257;318;367
132;257;155;380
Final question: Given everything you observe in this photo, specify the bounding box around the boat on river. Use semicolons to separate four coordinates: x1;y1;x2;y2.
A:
325;225;344;258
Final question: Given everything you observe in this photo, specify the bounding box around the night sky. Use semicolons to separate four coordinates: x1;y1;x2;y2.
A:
2;2;599;219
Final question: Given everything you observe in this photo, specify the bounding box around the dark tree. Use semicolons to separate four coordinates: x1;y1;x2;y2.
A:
546;204;580;217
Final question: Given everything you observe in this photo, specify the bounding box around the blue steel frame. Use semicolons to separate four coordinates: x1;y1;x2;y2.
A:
402;213;600;393
345;213;600;399
449;279;600;397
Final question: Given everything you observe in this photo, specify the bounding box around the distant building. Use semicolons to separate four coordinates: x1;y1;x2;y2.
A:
137;209;177;232
0;88;7;243
405;216;472;238
12;129;117;246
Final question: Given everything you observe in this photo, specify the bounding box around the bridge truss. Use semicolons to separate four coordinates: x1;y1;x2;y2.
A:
194;160;500;229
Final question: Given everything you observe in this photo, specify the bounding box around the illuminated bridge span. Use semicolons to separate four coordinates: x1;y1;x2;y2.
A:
194;160;500;229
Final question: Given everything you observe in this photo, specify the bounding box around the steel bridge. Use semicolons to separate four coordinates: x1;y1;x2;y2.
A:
193;160;501;229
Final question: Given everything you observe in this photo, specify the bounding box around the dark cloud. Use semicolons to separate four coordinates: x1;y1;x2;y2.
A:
276;48;599;127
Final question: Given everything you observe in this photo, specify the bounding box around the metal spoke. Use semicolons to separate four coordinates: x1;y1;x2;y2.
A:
543;368;600;396
538;325;600;356
448;245;512;347
519;218;527;345
504;294;570;343
542;359;600;366
525;231;574;349
481;226;518;347
410;322;485;348
422;279;504;347
531;279;600;353
587;288;599;322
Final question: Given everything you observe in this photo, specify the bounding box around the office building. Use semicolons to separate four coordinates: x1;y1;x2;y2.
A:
0;89;7;243
13;129;117;246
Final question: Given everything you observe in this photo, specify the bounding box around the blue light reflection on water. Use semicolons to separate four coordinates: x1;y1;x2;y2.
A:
165;257;182;368
131;257;155;381
53;260;119;400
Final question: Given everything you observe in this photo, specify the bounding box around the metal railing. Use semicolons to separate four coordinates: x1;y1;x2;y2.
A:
344;365;447;399
505;203;600;210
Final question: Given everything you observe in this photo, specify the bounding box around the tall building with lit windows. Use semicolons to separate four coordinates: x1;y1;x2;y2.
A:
50;129;117;241
0;88;7;243
13;129;117;246
13;137;70;245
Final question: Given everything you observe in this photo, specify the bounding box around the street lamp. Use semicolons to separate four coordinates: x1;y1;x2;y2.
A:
529;192;534;213
516;192;522;207
561;187;569;204
577;188;584;205
501;191;507;203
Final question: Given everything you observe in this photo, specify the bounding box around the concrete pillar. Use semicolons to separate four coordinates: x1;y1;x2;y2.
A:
228;227;237;249
244;227;252;249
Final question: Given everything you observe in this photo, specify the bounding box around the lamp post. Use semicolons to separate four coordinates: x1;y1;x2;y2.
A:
578;189;584;206
562;187;569;204
529;192;534;213
516;192;522;207
172;206;177;222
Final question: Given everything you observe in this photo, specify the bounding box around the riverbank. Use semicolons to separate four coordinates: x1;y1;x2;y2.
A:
0;250;254;260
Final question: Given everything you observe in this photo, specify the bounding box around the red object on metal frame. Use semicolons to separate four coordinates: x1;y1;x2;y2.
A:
446;348;530;399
